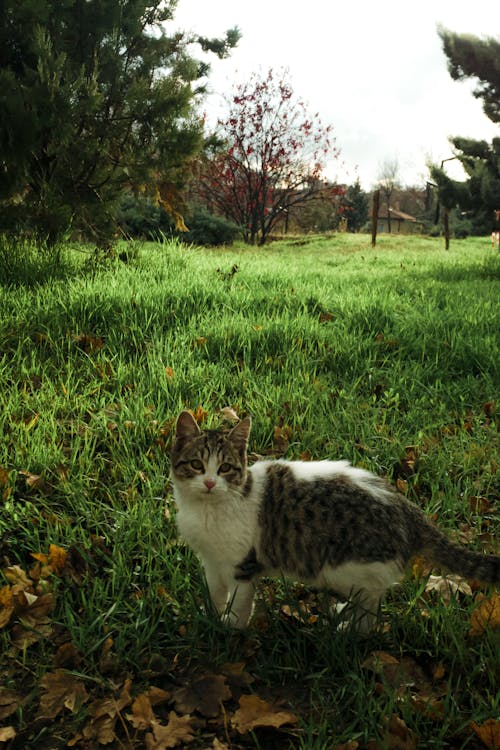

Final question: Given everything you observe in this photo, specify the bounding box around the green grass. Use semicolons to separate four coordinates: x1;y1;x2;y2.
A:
0;233;499;749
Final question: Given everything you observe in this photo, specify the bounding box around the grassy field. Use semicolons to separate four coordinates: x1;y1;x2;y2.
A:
0;233;499;749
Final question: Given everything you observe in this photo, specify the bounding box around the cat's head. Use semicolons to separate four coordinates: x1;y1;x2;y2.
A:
171;411;251;499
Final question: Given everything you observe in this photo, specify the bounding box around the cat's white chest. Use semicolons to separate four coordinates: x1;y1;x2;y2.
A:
174;485;257;564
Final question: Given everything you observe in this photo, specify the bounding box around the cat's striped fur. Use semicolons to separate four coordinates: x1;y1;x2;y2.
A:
171;411;499;632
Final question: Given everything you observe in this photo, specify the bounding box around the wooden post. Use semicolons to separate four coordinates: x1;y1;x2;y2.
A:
444;207;450;250
371;189;380;248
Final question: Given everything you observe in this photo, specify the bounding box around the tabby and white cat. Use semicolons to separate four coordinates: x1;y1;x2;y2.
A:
171;410;499;633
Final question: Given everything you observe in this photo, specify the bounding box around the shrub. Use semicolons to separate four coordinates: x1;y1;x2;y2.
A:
182;207;241;246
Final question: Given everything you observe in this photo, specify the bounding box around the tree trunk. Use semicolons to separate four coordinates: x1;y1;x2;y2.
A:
444;208;450;250
371;190;380;248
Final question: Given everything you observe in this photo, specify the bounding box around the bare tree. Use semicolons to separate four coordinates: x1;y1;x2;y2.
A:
376;158;401;233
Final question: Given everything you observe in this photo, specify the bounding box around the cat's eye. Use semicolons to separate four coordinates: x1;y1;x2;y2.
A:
218;462;233;474
190;459;204;472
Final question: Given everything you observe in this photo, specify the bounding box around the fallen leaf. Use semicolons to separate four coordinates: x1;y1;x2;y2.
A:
471;718;500;750
192;406;208;425
221;662;254;689
83;678;132;745
483;401;495;418
73;333;104;353
0;467;9;487
10;591;54;649
4;565;31;589
383;715;417;750
469;592;500;636
173;673;231;718
191;337;208;347
145;713;197;749
231;694;298;734
146;687;172;707
31;544;68;576
319;311;334;323
468;496;493;515
53;642;82;669
273;425;293;454
219;406;239;422
126;692;155;730
424;574;472;604
0;689;25;720
0;727;16;742
165;366;174;379
37;670;89;719
0;587;15;628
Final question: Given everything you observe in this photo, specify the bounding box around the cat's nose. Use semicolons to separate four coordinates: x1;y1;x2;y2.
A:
204;478;216;491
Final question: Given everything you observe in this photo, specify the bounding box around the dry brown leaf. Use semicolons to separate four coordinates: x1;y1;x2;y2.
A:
0;727;16;742
469;592;500;636
361;651;399;671
334;743;360;750
83;678;132;745
173;673;231;718
273;425;293;454
9;591;54;649
53;642;82;669
73;333;104;353
0;467;9;486
31;544;68;576
0;689;25;720
231;694;298;734
4;565;31;588
471;718;500;750
221;662;254;689
126;692;155;730
192;406;208;425
0;586;15;628
146;687;172;707
219;406;239;422
383;715;417;750
424;574;472;604
144;713;196;749
37;670;89;720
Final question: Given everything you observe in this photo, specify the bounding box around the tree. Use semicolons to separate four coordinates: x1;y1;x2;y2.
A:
430;30;500;235
196;68;340;245
345;180;369;231
0;0;239;246
375;158;400;233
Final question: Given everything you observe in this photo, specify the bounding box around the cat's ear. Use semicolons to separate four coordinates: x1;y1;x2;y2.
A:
229;416;252;447
176;410;201;439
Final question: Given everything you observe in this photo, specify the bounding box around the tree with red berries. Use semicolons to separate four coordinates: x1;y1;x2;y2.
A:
197;68;341;245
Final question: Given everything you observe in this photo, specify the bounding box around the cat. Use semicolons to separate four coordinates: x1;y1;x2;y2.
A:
171;410;499;633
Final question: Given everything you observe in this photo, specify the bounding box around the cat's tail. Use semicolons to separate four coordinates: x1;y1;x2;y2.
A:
418;521;500;584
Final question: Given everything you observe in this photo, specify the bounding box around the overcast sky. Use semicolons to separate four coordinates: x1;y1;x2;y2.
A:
171;0;499;189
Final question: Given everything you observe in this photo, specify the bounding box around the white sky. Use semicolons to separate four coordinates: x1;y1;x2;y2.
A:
170;0;499;189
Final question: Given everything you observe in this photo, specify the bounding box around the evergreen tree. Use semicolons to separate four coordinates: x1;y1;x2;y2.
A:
345;180;369;232
0;1;238;245
431;30;500;235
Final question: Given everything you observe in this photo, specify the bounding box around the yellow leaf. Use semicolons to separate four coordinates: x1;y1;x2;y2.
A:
0;727;16;742
469;592;500;636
